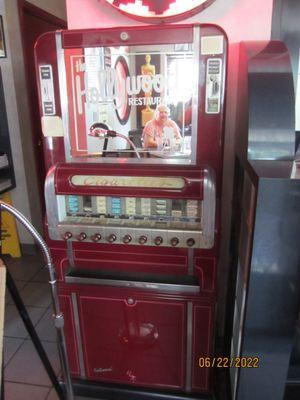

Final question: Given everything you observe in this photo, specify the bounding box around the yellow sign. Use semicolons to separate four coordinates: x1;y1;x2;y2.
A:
0;260;6;385
0;192;21;257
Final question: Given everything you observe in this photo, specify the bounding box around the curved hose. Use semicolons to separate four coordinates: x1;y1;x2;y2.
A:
0;201;74;399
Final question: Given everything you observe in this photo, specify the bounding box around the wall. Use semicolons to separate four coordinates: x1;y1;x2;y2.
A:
0;0;66;248
66;0;274;334
26;0;67;20
0;0;34;245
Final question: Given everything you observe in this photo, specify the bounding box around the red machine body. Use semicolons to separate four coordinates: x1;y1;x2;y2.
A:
35;24;227;396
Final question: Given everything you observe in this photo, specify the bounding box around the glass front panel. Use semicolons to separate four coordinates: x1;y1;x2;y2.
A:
60;194;202;231
64;41;199;163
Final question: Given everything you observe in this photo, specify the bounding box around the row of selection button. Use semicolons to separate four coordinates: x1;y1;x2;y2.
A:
62;231;196;247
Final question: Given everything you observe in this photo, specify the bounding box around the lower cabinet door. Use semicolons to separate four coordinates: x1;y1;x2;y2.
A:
78;294;186;390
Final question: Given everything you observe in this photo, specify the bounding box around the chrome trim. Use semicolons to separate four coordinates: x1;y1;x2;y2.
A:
54;224;206;248
71;293;86;378
44;168;59;230
67;241;75;268
65;276;200;294
56;32;71;160
185;301;193;392
191;25;200;165
55;223;206;248
187;248;194;275
54;156;193;166
246;42;295;160
205;58;222;114
202;168;216;248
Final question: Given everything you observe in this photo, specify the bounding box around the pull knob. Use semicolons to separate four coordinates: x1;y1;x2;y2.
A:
123;234;132;244
139;235;147;245
63;232;72;241
127;298;135;305
91;233;101;242
186;238;195;247
77;232;87;241
170;237;179;247
154;236;163;246
108;234;117;243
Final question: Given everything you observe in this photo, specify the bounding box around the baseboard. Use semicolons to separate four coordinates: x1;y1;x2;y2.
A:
62;379;212;400
284;383;300;400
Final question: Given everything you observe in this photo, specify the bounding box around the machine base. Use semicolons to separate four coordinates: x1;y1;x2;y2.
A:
62;379;212;400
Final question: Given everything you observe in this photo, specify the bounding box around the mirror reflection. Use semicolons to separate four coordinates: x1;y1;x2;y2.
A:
66;43;198;162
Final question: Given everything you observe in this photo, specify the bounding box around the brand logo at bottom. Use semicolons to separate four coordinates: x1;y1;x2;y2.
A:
93;367;113;373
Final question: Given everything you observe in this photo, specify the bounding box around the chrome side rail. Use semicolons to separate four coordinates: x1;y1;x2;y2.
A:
202;167;216;248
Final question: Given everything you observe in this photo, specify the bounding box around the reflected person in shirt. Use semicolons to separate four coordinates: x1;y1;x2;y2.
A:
142;104;182;150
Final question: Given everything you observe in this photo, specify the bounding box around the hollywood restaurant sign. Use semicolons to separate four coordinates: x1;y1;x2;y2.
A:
74;62;166;115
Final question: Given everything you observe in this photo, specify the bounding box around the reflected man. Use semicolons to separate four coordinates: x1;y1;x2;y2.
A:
142;104;182;149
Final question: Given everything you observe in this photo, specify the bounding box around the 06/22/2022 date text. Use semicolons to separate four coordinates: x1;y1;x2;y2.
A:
198;357;259;368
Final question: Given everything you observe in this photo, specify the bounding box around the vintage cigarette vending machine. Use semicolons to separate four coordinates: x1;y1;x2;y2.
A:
35;24;227;399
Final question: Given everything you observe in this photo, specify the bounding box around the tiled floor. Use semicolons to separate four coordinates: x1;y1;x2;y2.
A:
2;254;91;400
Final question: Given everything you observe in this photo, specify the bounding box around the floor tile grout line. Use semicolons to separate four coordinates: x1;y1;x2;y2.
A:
4;334;30;340
4;335;57;344
30;264;50;282
4;379;52;389
45;386;55;399
22;337;58;344
4;380;52;399
4;255;62;398
4;303;50;340
3;338;62;374
6;266;44;282
6;303;51;309
32;303;51;326
15;280;53;306
3;338;26;368
2;335;29;371
5;304;49;311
